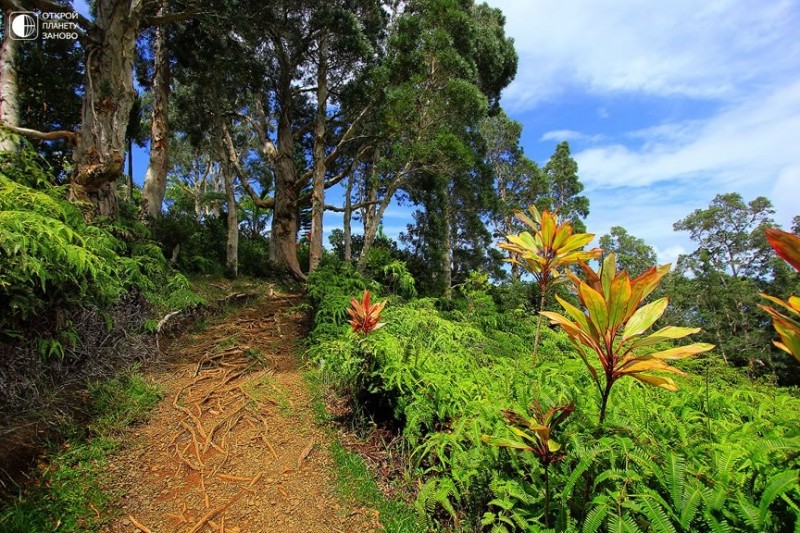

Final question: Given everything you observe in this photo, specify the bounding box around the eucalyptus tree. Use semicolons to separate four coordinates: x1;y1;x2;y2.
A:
169;0;386;279
0;7;20;152
164;135;223;220
141;0;172;218
0;0;203;216
0;13;82;177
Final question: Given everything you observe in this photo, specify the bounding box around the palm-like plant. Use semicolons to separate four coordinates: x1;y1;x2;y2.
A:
347;289;386;334
759;228;800;363
499;206;601;362
482;400;574;527
541;253;714;424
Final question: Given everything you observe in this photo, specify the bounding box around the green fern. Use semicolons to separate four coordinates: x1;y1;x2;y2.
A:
415;477;461;525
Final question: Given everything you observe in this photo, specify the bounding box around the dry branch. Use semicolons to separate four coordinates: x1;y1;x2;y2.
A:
187;489;246;533
156;311;182;333
297;438;315;469
217;473;251;482
129;515;154;533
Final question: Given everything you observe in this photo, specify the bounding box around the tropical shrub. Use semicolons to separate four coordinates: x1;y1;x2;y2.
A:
499;206;601;361
542;253;715;423
348;290;387;334
482;400;574;528
307;246;799;533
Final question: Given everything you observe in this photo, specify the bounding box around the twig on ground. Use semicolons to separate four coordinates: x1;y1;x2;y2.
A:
129;515;154;533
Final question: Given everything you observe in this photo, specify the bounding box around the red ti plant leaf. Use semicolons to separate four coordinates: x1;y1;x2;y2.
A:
540;253;714;424
760;228;800;363
766;228;800;272
347;290;386;335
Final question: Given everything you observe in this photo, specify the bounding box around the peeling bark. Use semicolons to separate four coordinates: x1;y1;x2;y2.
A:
221;158;238;278
269;72;305;281
0;11;19;152
309;35;328;272
70;0;145;218
142;7;171;218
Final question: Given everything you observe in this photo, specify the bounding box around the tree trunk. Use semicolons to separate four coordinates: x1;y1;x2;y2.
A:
70;0;144;218
0;16;19;152
309;35;328;272
357;192;388;273
442;194;453;298
142;9;171;219
356;157;387;272
343;171;354;263
222;159;238;278
269;68;305;280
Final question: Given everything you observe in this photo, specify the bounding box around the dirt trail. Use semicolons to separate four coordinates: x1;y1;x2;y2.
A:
102;290;379;533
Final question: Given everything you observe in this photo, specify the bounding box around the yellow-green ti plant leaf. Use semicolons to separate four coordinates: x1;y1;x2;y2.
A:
482;400;574;465
498;206;601;361
759;228;800;363
540;253;714;424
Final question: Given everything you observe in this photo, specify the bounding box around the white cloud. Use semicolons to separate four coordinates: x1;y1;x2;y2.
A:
655;245;689;266
540;129;604;143
487;0;800;110
570;81;800;259
771;167;800;230
478;0;800;266
574;80;800;197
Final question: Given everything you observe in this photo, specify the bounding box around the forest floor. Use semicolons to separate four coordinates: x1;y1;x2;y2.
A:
100;288;381;533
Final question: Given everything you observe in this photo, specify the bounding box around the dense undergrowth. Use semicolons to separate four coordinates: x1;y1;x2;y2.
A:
307;262;800;532
0;145;203;492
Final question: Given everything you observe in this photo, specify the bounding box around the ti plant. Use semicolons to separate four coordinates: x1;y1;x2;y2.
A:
347;289;386;335
759;228;800;363
482;400;574;528
541;253;714;424
499;206;601;362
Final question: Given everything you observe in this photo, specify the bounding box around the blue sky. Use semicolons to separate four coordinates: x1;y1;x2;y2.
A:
484;0;800;263
118;0;800;264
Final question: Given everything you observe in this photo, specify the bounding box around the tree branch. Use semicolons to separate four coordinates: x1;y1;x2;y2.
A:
292;120;314;141
144;11;201;27
0;123;77;143
323;145;371;189
324;200;381;213
220;122;275;209
251;97;278;162
323;104;372;168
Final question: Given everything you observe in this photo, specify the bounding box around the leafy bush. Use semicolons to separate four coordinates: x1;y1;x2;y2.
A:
1;175;129;332
150;211;226;275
